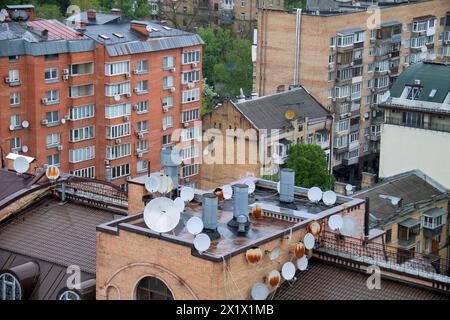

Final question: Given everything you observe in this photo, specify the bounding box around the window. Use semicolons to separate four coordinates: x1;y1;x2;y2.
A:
337;52;353;64
406;86;421;100
136;101;148;113
163;115;173;129
9;69;20;82
336;120;349;132
137;120;148;133
10;92;20;106
351;83;361;100
182;70;200;84
162;96;173;108
70;125;95;142
162;134;172;145
70;166;95;178
59;291;80;300
46;111;59;124
10;115;21;129
137;160;148;173
328;54;335;64
106;123;131;139
70;62;93;76
363;143;369;152
240;13;246;20
45;90;59;103
181;127;200;141
137;140;148;152
106;143;131;160
402;111;423;127
111;163;130;179
163;76;174;89
44;54;58;61
182;164;199;178
9;55;19;62
135;276;174;300
69;145;95;163
353;49;363;60
370;29;376;39
337;34;354;47
182;88;200;103
385;229;392;243
105;103;131;119
413;20;428;32
46;133;60;147
374;76;389;88
47;154;60;167
10;137;20;151
349;132;359;143
182;50;200;64
241;0;246;7
335;135;348;148
329;37;336;47
354;31;365;43
105;81;131;96
70;104;94;121
371;124;381;136
136;80;148;93
70;84;94;98
336;68;351;80
327;71;334;81
136;60;148;73
335;85;350;98
163;56;174;69
181;108;199;123
0;273;21;300
182;145;199;160
45;67;58;82
105;61;130;76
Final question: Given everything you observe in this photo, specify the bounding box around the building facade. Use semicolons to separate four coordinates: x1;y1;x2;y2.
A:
254;0;450;184
0;8;203;189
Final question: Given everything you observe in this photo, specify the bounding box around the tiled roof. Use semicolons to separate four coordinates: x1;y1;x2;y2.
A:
275;259;448;300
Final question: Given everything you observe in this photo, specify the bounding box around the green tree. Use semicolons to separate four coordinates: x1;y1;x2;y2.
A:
34;3;64;20
201;78;218;115
284;0;306;11
115;0;149;19
286;144;334;190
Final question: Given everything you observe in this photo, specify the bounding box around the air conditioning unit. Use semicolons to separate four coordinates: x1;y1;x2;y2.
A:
64;115;70;120
133;88;139;93
123;116;129;121
126;93;132;98
170;67;176;73
187;82;194;89
137;152;144;158
125;73;131;78
332;97;336;102
134;104;139;111
41;98;48;104
41;119;48;125
162;106;168;112
115;138;122;144
170;87;176;93
63;69;69;75
162;125;167;131
371;88;375;92
133;70;139;75
183;122;189;128
63;75;69;80
57;145;64;151
191;62;197;68
350;62;354;66
5;77;11;83
126;176;132;181
414;79;421;85
137;132;144;139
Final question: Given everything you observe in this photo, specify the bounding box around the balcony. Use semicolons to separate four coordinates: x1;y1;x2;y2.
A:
342;156;358;166
350;124;360;132
369;133;381;141
397;219;421;249
384;116;450;134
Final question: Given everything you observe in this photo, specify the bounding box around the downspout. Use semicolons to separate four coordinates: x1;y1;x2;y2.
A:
329;116;334;173
293;8;302;86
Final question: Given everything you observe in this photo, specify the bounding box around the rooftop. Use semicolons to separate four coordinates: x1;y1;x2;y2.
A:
0;169;36;202
233;87;331;130
65;10;121;25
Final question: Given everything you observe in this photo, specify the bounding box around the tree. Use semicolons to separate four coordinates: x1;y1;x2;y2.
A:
284;0;306;11
34;3;64;20
201;78;218;115
115;0;149;19
154;0;200;30
285;144;335;190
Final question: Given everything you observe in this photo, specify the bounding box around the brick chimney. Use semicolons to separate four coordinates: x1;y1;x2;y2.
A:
130;21;150;35
111;8;121;16
361;172;377;189
334;181;347;195
87;9;96;20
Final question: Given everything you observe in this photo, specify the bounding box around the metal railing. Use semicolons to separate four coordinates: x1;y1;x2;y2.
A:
384;117;450;134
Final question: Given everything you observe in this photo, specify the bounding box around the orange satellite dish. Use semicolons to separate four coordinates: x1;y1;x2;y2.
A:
284;109;295;120
307;221;322;237
294;242;305;258
245;247;263;264
268;270;281;287
46;165;60;181
214;187;224;201
251;205;263;219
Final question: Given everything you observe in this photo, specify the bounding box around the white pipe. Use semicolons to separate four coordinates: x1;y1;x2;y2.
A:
294;8;302;86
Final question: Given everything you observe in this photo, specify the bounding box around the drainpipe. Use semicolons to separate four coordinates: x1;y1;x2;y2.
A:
293;8;302;86
364;197;370;241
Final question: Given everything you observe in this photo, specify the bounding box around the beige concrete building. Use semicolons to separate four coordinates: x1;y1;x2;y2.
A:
255;0;450;184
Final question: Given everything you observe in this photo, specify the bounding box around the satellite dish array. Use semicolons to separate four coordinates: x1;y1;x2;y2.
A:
306;186;337;206
144;173;175;194
327;213;358;237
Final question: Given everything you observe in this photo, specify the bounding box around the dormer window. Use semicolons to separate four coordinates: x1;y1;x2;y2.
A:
0;273;22;300
406;86;421;100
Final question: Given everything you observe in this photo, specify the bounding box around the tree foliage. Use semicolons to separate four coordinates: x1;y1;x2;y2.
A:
201;78;218;115
34;3;63;19
284;0;306;11
286;144;335;190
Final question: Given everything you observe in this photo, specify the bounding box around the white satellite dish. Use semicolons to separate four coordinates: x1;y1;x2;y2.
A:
251;283;269;300
146;25;153;32
61;118;66;124
307;187;322;202
143;197;180;233
186;216;203;235
203;148;209;156
328;214;343;231
13;156;29;174
145;176;160;193
174;197;185;213
0;9;8;16
281;262;296;280
9;125;15;131
303;233;315;250
345;184;353;192
0;13;5;22
180;186;195;202
244;180;256;194
114;94;121;102
21;145;28;153
269;246;281;261
22;121;29;128
322;190;337;206
157;174;169;193
296;256;308;271
222;185;233;200
193;233;211;252
340;216;358;237
170;148;183;166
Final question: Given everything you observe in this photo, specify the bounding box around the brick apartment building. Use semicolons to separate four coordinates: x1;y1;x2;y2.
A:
0;6;203;189
254;0;450;184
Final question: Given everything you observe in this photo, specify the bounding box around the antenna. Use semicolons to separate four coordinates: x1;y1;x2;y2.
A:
322;190;337;206
222;185;233;200
340;216;358;237
303;233;315;250
13;156;29;174
246;247;263;264
307;187;323;202
281;262;296;280
251;283;269;300
180;186;195;202
186;216;203;235
193;233;211;253
45;165;60;181
143;197;181;233
296;256;308;271
328;214;343;231
268;270;281;288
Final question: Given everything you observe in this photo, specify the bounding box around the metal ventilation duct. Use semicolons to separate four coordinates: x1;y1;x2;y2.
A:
160;148;179;190
202;193;220;239
280;168;295;203
227;183;250;231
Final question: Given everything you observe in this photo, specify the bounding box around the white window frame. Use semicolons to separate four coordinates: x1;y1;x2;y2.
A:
105;103;131;119
105;60;130;76
45;67;58;82
70;104;95;121
69;145;95;163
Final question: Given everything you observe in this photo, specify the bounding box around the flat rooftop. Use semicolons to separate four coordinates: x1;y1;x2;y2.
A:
99;178;364;261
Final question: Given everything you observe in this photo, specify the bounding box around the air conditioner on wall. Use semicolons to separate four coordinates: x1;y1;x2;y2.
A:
115;138;122;144
63;69;69;75
57;145;64;151
170;67;176;73
191;62;197;68
63;75;69;80
170;87;176;93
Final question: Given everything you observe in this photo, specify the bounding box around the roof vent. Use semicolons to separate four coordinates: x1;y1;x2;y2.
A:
98;34;110;40
87;9;96;20
279;168;295;203
41;29;48;41
414;79;421;85
227;184;250;231
202;193;220;240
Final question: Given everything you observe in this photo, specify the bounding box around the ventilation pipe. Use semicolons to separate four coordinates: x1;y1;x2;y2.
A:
160;148;179;190
227;184;250;231
364;197;370;241
202;193;220;240
279;168;295;203
293;8;302;86
1;261;40;300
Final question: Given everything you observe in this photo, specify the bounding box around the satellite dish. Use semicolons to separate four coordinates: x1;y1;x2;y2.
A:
21;121;29;128
307;221;321;237
0;13;5;22
340;216;358;237
174;197;185;213
203;148;209;156
244;180;256;194
268;270;281;287
281;262;296;280
180;186;195;202
45;165;60;180
222;185;233;200
170;148;183;166
251;283;269;300
328;214;343;231
294;242;305;258
13;156;29;174
114;94;121;102
61;118;66;124
345;184;353;192
145;176;160;193
284;109;295;120
21;145;28;153
157;174;169;193
276;181;280;193
269;246;281;260
186;216;203;235
322;190;337;206
193;233;211;252
143;197;180;233
9;125;15;131
296;256;308;271
307;187;323;202
303;233;315;250
246;247;263;264
146;25;153;32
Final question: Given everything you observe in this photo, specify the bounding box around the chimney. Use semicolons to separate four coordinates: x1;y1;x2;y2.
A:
361;172;376;189
227;184;250;231
111;8;121;16
87;9;96;20
334;182;347;195
364;197;370;241
202;193;220;240
276;85;285;93
130;21;150;36
160;148;179;190
279;168;295;203
41;29;48;41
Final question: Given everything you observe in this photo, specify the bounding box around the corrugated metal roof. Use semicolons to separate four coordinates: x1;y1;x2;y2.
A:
423;207;446;218
337;27;364;35
65;11;121;25
398;218;421;228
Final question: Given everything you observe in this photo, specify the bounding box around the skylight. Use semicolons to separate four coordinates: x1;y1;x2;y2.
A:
98;34;110;40
162;26;172;31
113;33;124;38
429;89;437;98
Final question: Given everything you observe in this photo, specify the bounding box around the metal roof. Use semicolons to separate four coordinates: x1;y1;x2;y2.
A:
337;27;364;35
423;207;446;218
0;169;35;202
233;87;331;130
380;20;402;28
399;218;421;228
65;11;121;25
6;4;35;9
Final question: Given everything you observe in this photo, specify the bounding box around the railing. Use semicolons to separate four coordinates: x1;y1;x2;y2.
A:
384;117;450;134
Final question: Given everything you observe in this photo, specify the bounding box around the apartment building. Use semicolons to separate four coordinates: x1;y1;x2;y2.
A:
255;0;450;184
378;60;450;189
149;0;284;37
0;7;203;189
